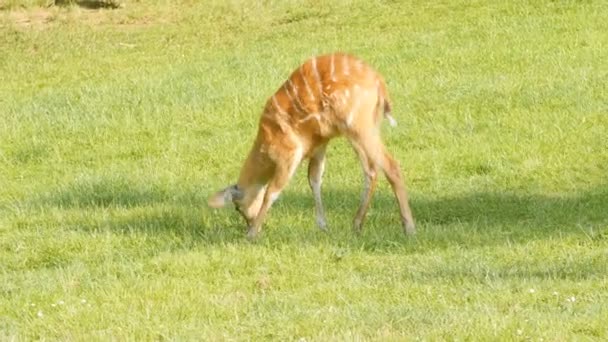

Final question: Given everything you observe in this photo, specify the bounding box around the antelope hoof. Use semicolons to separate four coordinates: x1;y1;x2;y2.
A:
317;218;328;232
246;227;260;240
403;222;416;236
352;219;363;234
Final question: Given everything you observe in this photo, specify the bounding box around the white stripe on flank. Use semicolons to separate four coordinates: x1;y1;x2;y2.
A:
283;84;294;102
311;57;323;95
283;84;306;116
299;66;315;102
329;54;336;81
272;95;286;114
287;79;307;114
299;113;321;123
287;79;298;97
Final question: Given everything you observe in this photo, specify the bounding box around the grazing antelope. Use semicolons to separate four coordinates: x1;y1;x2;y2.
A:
208;53;415;238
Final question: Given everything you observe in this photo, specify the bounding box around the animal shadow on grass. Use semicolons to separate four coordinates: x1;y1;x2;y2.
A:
279;184;608;248
35;177;245;245
35;176;608;249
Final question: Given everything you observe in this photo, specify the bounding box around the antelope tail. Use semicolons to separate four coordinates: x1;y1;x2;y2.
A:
377;77;397;127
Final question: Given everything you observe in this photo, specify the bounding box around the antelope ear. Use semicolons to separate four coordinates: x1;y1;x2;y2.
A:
207;185;242;208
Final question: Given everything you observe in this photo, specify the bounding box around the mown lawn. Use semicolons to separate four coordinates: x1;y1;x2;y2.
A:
1;0;607;340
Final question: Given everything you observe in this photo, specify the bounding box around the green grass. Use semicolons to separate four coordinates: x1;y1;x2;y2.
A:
1;0;607;340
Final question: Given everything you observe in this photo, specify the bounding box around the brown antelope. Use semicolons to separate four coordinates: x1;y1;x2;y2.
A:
208;53;415;238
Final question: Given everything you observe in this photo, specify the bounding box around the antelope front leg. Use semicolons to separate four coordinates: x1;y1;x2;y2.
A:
247;159;297;239
308;145;328;231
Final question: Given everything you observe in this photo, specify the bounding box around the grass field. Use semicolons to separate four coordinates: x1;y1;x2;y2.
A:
1;0;607;340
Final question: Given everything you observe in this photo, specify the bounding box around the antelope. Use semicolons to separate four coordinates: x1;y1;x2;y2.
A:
208;53;415;238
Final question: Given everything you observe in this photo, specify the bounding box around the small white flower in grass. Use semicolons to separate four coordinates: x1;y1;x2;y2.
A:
552;291;559;296
81;299;87;304
58;300;65;305
567;296;576;303
37;311;43;318
529;288;535;294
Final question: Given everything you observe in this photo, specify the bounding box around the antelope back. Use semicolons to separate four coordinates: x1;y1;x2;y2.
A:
265;53;391;134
